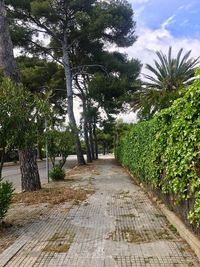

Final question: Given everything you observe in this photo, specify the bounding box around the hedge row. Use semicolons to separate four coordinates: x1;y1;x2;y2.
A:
116;73;200;228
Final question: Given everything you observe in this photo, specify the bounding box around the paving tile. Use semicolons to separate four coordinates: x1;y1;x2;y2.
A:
0;156;199;267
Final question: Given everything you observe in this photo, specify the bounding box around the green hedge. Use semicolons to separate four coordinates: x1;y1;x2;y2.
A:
116;72;200;228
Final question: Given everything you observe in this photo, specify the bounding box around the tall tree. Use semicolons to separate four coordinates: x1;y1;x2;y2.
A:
5;0;137;165
17;56;67;159
74;50;141;161
0;2;41;191
132;47;199;120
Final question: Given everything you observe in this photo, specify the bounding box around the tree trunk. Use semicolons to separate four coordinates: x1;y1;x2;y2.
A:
0;2;21;82
18;147;41;192
0;2;41;191
88;122;95;160
82;97;92;163
0;147;5;180
103;142;106;155
93;123;98;160
62;42;85;165
50;156;56;167
37;144;43;160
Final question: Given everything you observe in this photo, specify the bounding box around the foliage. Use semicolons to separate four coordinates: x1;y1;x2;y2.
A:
5;0;139;164
45;130;74;168
0;78;50;149
0;77;50;182
116;70;200;227
132;47;199;120
17;56;67;115
97;123;114;154
116;119;157;181
49;166;65;181
0;180;14;221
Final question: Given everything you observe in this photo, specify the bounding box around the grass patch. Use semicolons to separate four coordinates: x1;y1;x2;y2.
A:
43;243;70;253
168;224;178;234
44;231;75;253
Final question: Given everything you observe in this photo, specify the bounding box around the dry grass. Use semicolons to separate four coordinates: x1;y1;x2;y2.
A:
107;227;175;243
0;226;17;253
43;230;75;253
43;243;70;253
12;187;94;205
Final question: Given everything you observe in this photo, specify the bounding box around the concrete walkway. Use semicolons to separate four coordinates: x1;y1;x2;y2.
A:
0;156;199;267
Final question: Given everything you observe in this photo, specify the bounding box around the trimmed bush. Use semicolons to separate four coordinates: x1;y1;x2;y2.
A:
49;165;65;181
116;71;200;228
0;181;14;222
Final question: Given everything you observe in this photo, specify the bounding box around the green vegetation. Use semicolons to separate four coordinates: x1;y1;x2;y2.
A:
0;78;49;185
0;0;199;230
49;166;65;181
45;130;74;168
5;0;139;165
116;70;200;228
0;180;14;222
132;47;199;120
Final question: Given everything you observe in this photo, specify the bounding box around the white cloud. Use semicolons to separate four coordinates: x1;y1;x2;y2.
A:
119;24;200;75
117;111;138;123
161;15;176;30
178;3;194;11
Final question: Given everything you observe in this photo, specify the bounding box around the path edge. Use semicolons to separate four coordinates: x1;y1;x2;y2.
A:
123;166;200;261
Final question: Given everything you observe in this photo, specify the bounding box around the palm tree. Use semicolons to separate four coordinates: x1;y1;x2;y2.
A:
132;47;199;120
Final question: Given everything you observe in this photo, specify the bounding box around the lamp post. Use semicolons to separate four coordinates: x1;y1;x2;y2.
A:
45;119;49;183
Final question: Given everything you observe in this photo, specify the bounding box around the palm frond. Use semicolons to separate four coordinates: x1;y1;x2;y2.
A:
135;47;199;120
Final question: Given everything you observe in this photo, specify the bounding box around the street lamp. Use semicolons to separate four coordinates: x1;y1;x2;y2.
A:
45;118;50;183
45;88;67;183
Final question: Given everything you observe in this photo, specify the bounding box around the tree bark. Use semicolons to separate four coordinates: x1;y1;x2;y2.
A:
62;40;85;165
93;123;98;160
82;97;92;163
0;2;21;82
103;142;106;155
0;2;41;191
18;147;41;191
88;122;96;160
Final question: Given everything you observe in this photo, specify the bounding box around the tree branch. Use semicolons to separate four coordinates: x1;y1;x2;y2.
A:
27;39;64;65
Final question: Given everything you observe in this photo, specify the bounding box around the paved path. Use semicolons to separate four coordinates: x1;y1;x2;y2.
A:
0;156;199;266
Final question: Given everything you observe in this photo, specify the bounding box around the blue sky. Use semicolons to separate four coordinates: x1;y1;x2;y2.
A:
130;0;200;38
117;0;200;122
120;0;200;70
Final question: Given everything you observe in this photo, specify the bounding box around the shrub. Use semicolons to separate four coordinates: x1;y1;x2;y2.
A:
49;165;65;181
0;180;14;222
116;70;200;228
